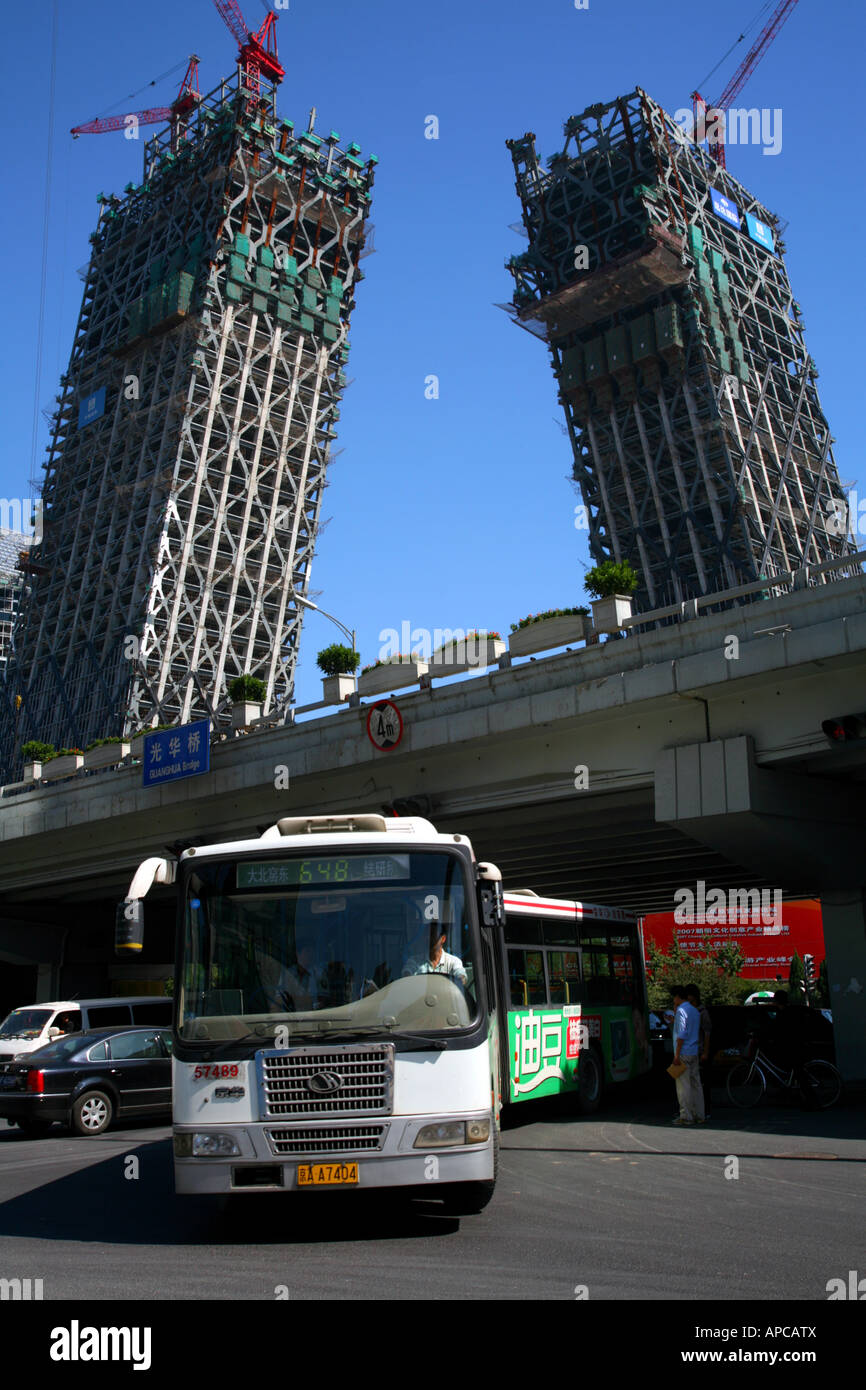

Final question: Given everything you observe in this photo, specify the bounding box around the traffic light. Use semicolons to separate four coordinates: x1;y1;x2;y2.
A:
803;954;817;984
822;713;866;744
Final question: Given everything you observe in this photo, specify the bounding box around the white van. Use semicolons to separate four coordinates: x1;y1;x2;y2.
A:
0;997;173;1063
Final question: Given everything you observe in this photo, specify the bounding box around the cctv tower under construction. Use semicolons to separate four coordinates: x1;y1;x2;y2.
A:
3;56;374;770
506;89;853;612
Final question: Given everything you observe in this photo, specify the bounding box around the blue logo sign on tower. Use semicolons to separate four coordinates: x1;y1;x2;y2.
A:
78;387;106;429
710;189;741;229
745;213;775;253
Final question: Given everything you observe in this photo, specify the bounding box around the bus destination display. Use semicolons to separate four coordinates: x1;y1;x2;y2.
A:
236;855;410;889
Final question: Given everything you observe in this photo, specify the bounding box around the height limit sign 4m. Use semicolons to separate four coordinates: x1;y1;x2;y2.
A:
366;700;404;751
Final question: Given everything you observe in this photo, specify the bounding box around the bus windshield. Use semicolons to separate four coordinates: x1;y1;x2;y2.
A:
179;849;479;1042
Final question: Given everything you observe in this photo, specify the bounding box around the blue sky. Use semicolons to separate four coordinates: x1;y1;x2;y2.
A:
2;0;863;706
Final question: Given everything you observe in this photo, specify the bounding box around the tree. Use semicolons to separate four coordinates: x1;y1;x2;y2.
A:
712;941;746;977
645;936;752;1009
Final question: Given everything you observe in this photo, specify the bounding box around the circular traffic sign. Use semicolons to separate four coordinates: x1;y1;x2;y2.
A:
366;699;404;751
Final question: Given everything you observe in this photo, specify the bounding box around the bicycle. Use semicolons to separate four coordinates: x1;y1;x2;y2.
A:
726;1045;843;1109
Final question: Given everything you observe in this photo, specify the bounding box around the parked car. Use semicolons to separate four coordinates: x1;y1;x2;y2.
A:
0;997;173;1065
0;1026;173;1136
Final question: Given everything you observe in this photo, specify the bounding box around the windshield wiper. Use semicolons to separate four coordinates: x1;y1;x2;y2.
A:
318;1024;449;1049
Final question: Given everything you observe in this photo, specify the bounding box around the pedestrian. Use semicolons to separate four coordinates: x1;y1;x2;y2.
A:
669;985;704;1125
686;984;712;1120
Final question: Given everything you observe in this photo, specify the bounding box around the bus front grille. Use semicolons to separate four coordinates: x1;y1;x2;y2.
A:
266;1123;388;1155
258;1044;394;1118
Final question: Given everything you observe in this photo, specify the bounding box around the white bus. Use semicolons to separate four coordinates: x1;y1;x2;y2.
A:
118;812;648;1211
119;813;504;1214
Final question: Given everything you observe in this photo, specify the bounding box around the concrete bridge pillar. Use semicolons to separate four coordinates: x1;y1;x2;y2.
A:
656;734;866;1082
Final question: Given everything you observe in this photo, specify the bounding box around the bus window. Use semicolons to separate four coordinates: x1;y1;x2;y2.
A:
582;947;618;1004
611;946;638;1004
507;949;545;1006
542;920;577;947
548;952;580;1004
504;916;542;945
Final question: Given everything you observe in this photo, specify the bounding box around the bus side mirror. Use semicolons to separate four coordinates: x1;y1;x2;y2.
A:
478;882;505;929
115;899;145;955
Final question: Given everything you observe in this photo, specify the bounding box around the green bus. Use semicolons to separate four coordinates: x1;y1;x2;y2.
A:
500;890;650;1113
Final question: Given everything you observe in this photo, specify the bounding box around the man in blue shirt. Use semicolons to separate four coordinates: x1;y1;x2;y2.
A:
670;985;705;1125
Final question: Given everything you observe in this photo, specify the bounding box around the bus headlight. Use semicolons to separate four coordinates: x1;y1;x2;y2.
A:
174;1132;241;1157
414;1118;490;1148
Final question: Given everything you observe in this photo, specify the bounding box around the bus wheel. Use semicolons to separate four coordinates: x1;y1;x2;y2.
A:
575;1048;604;1115
438;1127;498;1216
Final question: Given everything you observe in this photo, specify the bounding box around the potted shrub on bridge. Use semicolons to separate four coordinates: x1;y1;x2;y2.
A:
428;630;505;677
21;740;55;782
41;747;84;781
84;736;131;770
317;644;360;704
229;674;266;729
358;654;428;697
508;608;589;658
585;561;638;634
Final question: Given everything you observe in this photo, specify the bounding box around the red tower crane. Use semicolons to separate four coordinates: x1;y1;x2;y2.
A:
691;0;800;168
212;0;285;95
71;55;201;139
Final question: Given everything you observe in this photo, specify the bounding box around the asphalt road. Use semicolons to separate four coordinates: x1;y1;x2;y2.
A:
0;1084;862;1303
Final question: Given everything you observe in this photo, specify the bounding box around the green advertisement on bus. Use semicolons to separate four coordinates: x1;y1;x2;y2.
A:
506;1004;648;1103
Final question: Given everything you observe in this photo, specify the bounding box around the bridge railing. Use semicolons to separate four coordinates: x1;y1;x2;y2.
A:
620;549;866;634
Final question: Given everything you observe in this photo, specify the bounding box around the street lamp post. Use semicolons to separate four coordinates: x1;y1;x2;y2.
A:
277;591;359;724
293;593;356;653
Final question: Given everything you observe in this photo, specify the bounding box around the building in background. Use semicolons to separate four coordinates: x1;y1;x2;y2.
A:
505;89;856;613
1;68;375;775
0;532;30;673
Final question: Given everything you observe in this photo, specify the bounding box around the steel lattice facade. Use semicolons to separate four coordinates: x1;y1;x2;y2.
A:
506;89;854;612
2;71;374;773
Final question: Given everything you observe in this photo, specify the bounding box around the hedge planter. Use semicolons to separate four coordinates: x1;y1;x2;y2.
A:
231;700;263;730
84;742;131;771
358;661;428;696
41;754;84;781
23;761;42;782
509;615;587;658
129;734;146;759
428;636;506;677
590;594;634;634
322;674;357;704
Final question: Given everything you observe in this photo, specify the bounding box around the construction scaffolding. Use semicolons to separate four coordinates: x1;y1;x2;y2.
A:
506;89;855;613
3;69;374;771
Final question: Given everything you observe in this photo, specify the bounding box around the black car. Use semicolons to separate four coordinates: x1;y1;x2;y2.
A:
0;1026;172;1137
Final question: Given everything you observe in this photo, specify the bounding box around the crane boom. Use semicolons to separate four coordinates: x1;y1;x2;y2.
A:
716;0;800;108
72;107;172;137
213;0;250;48
691;0;801;167
70;57;200;139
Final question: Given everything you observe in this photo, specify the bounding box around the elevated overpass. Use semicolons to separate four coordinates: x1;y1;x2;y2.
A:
1;571;864;1076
